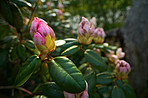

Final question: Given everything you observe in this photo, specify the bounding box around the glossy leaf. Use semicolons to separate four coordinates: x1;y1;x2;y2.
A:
96;72;115;85
85;49;107;71
78;63;87;73
48;56;86;93
111;86;125;98
15;55;41;86
121;84;137;98
60;40;78;49
11;0;32;8
0;48;8;67
84;67;96;93
10;2;23;31
61;45;79;56
33;95;47;98
39;82;64;98
0;0;13;25
17;44;27;61
0;20;11;40
25;40;40;55
55;40;66;47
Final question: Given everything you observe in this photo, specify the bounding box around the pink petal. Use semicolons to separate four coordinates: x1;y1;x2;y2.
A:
83;22;90;33
64;91;75;98
38;22;50;37
80;90;89;98
33;32;45;45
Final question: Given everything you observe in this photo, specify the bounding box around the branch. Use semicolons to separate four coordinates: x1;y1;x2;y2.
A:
25;0;40;32
0;86;33;96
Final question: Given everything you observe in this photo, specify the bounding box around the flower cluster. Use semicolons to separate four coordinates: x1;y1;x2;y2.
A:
77;17;105;45
30;17;56;60
106;48;125;63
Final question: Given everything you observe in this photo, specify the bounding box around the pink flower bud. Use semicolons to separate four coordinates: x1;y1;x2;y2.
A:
30;17;56;54
93;48;101;55
90;17;97;27
56;9;63;16
116;48;125;59
94;28;105;44
77;17;95;45
116;60;131;74
46;2;51;10
46;2;51;6
58;2;64;9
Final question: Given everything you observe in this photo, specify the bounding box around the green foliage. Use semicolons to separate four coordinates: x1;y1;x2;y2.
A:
85;49;107;71
48;56;86;93
61;45;79;56
0;48;8;67
111;86;125;98
96;72;115;85
15;55;41;86
0;0;136;98
39;82;64;98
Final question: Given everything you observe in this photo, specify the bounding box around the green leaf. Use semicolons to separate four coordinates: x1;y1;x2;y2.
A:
55;40;66;47
115;79;123;88
111;86;125;98
78;63;87;73
48;56;86;93
0;0;13;25
121;84;137;98
25;40;40;55
25;40;35;49
61;45;79;56
0;20;11;40
60;40;78;49
10;46;18;61
33;95;47;98
0;48;8;67
17;44;27;61
84;67;96;93
96;72;115;85
39;82;64;98
84;49;107;71
11;0;32;8
10;2;23;31
15;55;41;86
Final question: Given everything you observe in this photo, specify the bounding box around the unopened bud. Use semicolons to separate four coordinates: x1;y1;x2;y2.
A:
77;17;95;45
116;60;131;74
56;9;63;21
90;17;97;27
30;17;56;59
94;28;105;44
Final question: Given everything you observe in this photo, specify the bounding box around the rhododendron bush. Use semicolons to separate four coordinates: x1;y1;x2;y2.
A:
0;0;136;98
